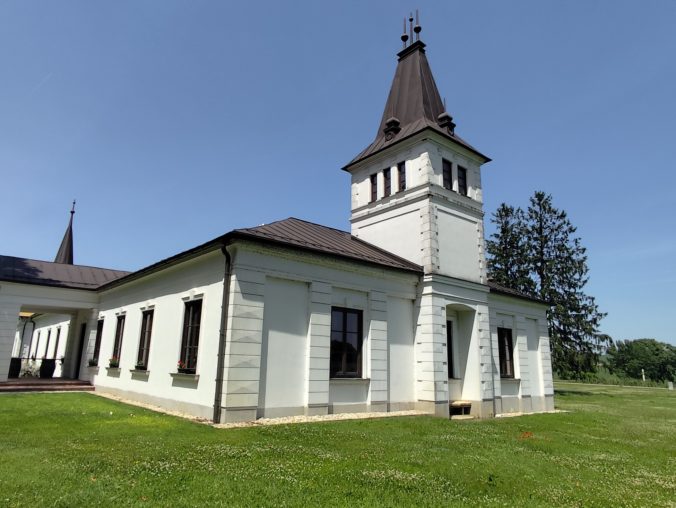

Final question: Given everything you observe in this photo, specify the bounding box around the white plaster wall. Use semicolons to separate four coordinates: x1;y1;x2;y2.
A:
488;293;553;411
352;201;424;267
221;242;419;420
387;296;415;403
27;314;71;359
23;314;71;377
0;282;98;381
436;208;482;282
92;250;225;419
259;277;309;416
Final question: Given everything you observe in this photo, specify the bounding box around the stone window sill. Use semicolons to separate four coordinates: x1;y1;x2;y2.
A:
130;369;150;376
106;367;121;372
329;378;370;384
170;372;199;382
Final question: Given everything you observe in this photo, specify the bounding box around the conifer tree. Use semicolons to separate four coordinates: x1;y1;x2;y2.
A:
486;204;533;295
487;192;608;377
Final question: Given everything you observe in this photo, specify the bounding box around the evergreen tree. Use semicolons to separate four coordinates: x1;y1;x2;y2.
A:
486;204;534;294
487;191;608;377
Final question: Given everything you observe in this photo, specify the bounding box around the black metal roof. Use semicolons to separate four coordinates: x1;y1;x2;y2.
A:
233;217;423;273
344;40;489;170
487;280;548;305
0;255;130;291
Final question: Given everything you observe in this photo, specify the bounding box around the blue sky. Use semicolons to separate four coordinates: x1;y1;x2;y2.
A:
1;1;674;345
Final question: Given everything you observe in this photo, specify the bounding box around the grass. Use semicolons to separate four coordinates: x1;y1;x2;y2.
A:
0;384;674;507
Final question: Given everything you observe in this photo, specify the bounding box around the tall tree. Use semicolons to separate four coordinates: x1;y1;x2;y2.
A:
487;191;609;377
486;204;534;294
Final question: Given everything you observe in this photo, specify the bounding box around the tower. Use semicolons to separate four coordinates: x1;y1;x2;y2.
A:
345;16;496;417
344;17;490;284
54;201;75;265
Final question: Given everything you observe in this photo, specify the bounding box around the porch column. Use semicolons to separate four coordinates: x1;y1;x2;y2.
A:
415;291;449;417
0;297;21;382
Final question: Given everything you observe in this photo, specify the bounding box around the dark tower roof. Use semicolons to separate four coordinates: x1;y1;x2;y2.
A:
54;201;75;265
344;28;489;170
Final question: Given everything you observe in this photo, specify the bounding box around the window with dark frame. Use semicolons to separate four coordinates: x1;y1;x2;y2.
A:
180;300;202;373
43;329;51;359
446;320;454;378
330;307;363;378
397;161;406;192
457;166;468;196
370;174;378;202
136;309;154;370
111;315;125;362
498;327;514;378
383;168;391;197
93;319;104;362
53;328;61;360
442;159;453;190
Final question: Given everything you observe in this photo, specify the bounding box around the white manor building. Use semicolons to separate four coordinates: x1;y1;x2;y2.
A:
0;27;554;422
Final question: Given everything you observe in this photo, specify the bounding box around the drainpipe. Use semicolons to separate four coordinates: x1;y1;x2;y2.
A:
213;243;233;423
489;326;497;417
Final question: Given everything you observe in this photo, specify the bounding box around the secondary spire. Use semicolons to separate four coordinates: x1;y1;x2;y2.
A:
54;200;75;265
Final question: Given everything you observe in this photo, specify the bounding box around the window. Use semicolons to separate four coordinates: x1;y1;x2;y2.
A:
397;161;406;192
111;315;125;362
370;174;378;202
53;328;61;360
93;319;104;362
330;307;363;378
457;166;468;196
442;159;453;190
446;320;454;378
136;310;154;370
498;327;514;378
383;168;391;197
43;330;52;359
180;300;202;372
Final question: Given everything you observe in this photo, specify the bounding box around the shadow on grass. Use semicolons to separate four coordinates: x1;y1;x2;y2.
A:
554;389;596;396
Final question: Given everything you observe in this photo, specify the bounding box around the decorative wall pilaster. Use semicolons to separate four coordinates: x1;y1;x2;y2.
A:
368;291;388;409
0;297;20;382
305;281;331;415
221;269;265;422
415;292;448;415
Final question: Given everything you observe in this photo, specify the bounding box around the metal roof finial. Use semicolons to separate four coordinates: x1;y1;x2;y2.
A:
409;13;414;43
414;9;421;41
71;199;76;215
401;17;409;48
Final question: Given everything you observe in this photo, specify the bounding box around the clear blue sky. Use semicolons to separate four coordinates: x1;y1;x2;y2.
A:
1;1;674;345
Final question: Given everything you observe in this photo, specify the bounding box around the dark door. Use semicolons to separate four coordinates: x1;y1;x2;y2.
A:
74;322;87;380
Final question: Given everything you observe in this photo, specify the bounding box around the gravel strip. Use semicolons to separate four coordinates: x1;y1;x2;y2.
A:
91;391;427;428
214;410;427;429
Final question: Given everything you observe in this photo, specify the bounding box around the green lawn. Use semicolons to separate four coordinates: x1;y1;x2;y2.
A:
0;384;674;507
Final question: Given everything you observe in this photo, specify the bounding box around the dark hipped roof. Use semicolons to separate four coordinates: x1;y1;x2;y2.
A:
233;217;422;273
344;40;489;170
0;255;129;290
98;217;422;291
487;280;548;305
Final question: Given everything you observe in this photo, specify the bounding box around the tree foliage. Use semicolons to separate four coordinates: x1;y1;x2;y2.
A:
607;339;676;382
487;191;609;377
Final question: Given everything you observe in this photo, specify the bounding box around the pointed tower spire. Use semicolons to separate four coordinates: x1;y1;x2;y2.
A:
344;14;489;170
54;200;75;265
